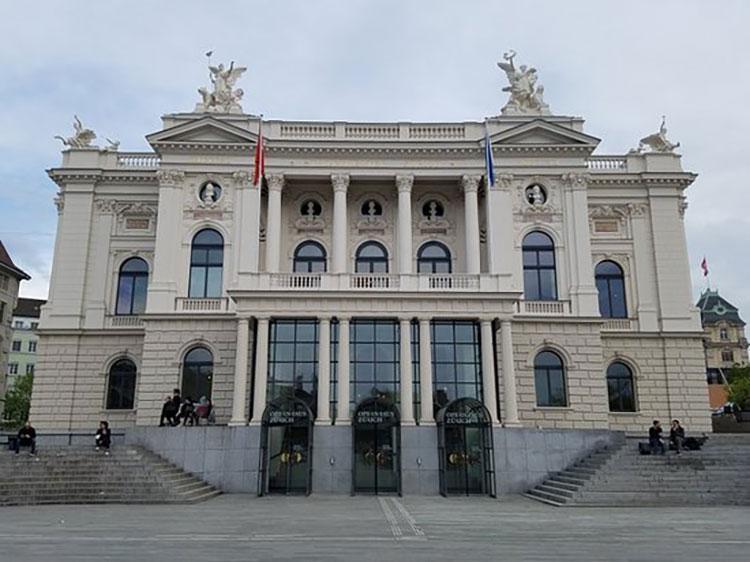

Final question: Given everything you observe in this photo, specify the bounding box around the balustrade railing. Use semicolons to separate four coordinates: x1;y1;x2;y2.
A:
116;153;161;168
270;273;322;289
408;124;466;139
350;274;396;289
105;315;143;328
175;298;228;312
587;156;627;172
601;318;635;331
516;300;571;316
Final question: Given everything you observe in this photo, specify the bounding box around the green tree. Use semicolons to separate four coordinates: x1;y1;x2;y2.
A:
727;365;750;411
2;372;33;429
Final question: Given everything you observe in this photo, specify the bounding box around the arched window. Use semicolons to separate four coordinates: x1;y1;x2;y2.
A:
293;241;327;273
189;229;223;298
106;358;137;410
417;242;452;274
116;258;148;315
534;350;567;407
523;232;557;301
596;261;627;318
606;361;636;412
355;241;389;273
182;347;213;400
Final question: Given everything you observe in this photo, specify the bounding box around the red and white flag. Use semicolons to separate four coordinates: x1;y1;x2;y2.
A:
701;257;709;277
251;119;265;188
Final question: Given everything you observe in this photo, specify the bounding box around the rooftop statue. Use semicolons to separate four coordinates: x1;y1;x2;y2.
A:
54;115;97;148
497;50;550;115
637;116;680;153
196;60;247;113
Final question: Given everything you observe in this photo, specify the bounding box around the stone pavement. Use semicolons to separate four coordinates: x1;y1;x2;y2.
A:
0;495;747;561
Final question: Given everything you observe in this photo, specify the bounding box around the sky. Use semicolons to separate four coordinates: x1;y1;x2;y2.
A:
0;0;748;317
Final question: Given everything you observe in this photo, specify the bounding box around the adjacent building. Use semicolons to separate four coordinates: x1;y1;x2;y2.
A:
697;289;749;408
6;298;45;390
0;241;31;413
30;57;710;495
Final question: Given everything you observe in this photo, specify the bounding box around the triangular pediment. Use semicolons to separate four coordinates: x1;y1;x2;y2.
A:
146;116;257;148
489;119;600;148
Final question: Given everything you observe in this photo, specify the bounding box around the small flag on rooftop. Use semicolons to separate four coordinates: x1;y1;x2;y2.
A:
701;256;709;277
484;121;495;187
252;119;265;188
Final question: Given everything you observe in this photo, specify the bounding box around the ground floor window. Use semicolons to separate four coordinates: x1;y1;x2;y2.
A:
606;361;636;412
350;319;400;413
431;320;482;414
182;347;213;401
534;350;567;407
106;358;137;410
267;319;319;414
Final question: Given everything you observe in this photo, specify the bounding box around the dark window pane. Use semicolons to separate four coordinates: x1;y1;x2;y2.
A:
538;251;555;267
189;267;205;297
539;269;557;300
354;343;374;362
432;323;453;343
116;276;134;315
524;271;539;300
433;343;455;363
206;267;222;297
454;344;476;363
295;343;316;363
275;322;295;341
522;251;538;267
132;276;148;314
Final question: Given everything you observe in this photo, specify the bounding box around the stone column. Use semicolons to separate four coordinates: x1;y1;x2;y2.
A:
331;174;350;273
479;319;499;424
250;317;270;425
418;318;434;425
462;175;482;274
335;317;351;424
317;317;332;424
229;317;250;425
399;317;415;425
396;175;414;274
500;319;520;427
264;174;284;273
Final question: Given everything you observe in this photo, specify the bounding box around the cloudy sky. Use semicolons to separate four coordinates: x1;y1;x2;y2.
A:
0;0;748;317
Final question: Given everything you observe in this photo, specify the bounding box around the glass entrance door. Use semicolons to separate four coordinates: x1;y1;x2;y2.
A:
437;398;495;497
352;397;400;494
259;397;313;496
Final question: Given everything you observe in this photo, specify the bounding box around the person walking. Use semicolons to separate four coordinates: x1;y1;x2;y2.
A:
648;420;665;455
669;419;686;454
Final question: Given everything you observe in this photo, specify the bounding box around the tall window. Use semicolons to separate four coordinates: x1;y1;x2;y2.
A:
182;347;213;400
534;350;567;407
106;358;137;410
523;231;557;301
720;328;729;341
116;257;149;315
606;361;636;412
595;260;627;318
189;229;223;298
267;319;319;412
417;242;452;273
355;241;389;273
431;320;482;414
722;350;734;362
350;320;399;412
293;241;327;273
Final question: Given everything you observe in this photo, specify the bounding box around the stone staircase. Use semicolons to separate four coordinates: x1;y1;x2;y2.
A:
0;445;221;506
525;434;750;507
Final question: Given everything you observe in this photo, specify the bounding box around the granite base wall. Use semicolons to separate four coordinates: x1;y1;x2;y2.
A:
125;425;623;496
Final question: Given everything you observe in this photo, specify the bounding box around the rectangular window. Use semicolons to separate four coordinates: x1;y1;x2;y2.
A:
721;350;734;362
26;364;35;376
11;340;21;352
330;320;338;421
30;322;39;330
267;319;319;413
349;319;399;413
14;320;24;329
8;363;18;375
28;341;37;352
430;320;482;415
411;320;420;423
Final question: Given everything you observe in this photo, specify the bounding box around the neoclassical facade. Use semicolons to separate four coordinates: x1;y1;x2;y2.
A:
31;58;710;493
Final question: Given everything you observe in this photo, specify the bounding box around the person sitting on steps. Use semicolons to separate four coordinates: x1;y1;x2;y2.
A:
179;396;196;426
194;396;213;426
669;419;686;454
95;420;111;455
648;420;665;455
13;420;37;456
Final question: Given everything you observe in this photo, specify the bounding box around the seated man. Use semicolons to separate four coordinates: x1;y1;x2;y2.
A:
648;420;665;455
669;419;686;454
13;421;37;455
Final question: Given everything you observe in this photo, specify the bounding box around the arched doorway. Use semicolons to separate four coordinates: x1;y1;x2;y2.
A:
352;396;401;495
258;397;313;496
437;398;495;497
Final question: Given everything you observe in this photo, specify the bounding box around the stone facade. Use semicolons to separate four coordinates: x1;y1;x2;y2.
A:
31;66;710;449
0;241;30;412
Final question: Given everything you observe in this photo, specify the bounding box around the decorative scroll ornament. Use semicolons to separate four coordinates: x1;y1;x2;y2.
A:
55;115;97;148
196;61;247;114
560;172;589;189
156;169;185;186
635;116;680;153
497;50;550;115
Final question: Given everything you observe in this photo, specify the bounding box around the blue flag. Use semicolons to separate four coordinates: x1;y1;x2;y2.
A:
484;122;495;187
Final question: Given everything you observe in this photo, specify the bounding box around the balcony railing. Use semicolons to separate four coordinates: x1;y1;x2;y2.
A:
116;152;161;168
601;318;636;331
587;156;627;172
240;273;506;293
515;300;571;316
105;315;143;328
175;297;229;312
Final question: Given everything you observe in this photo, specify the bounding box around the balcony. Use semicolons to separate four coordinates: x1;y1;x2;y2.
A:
239;273;509;293
175;297;229;313
601;318;637;332
515;300;572;316
105;315;144;329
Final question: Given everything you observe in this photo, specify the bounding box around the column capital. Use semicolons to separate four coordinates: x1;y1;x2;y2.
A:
398;315;414;324
156;169;185;187
266;173;285;192
395;174;414;193
461;174;482;194
331;173;350;193
254;315;271;323
231;170;252;189
496;173;514;190
335;315;350;324
479;316;497;325
560;172;589;191
318;315;332;323
418;317;432;325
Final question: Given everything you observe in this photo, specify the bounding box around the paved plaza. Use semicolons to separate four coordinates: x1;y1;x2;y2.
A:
0;495;748;561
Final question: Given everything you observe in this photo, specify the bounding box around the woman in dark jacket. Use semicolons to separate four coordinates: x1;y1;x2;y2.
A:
95;420;112;454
